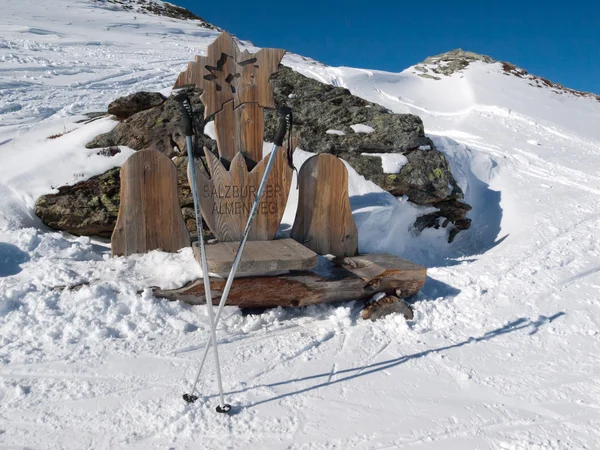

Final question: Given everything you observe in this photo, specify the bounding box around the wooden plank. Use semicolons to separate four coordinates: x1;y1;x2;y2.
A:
193;238;318;274
235;103;264;164
213;99;235;162
214;101;264;164
291;154;358;257
173;32;284;119
338;253;427;297
153;253;426;309
112;150;190;256
193;145;294;241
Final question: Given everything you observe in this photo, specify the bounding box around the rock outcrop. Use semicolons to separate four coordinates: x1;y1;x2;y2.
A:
92;0;217;28
412;49;494;79
36;67;471;241
35;168;120;238
107;91;166;120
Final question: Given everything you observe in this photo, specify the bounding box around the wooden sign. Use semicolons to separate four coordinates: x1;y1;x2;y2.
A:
191;142;296;242
112;150;190;256
174;32;285;119
291;154;358;257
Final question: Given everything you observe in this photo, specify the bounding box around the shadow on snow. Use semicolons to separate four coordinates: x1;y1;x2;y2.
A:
214;312;566;410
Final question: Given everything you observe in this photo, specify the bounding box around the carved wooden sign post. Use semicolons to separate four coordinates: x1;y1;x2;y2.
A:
174;32;290;241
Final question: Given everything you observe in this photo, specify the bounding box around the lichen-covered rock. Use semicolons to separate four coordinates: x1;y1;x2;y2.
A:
340;147;463;205
107;91;166;119
87;90;216;158
40;66;472;241
264;67;431;154
35;168;121;238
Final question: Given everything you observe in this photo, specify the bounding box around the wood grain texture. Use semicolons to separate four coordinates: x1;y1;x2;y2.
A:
153;253;426;308
214;101;264;164
193;143;295;241
173;32;284;119
112;150;190;256
192;238;317;274
339;253;427;296
291;154;358;257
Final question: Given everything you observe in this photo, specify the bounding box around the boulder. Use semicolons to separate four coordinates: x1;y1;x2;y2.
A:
361;295;414;321
265;67;431;154
35;168;120;238
87;90;217;158
107;91;166;119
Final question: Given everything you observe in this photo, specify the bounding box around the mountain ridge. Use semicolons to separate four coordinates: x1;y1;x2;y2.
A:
90;0;597;100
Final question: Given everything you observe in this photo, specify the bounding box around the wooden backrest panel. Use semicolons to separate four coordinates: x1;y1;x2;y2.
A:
291;154;358;257
192;142;296;241
112;150;190;256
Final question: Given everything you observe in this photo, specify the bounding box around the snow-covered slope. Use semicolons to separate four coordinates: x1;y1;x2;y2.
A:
2;1;600;449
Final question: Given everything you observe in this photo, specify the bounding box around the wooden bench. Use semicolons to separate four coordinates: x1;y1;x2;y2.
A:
114;31;427;312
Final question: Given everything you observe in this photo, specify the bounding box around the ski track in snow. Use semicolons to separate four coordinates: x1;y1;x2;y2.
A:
2;1;600;449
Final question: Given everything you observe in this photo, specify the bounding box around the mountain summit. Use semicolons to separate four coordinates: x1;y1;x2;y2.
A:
411;48;599;102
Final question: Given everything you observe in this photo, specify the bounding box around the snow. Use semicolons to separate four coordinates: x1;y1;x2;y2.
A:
2;1;600;448
350;123;375;134
361;152;409;174
326;129;346;136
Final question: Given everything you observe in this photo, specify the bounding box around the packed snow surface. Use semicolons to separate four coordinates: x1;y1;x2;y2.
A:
2;1;600;449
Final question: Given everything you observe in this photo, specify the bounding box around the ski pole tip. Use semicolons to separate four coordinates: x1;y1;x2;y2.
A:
183;394;199;403
216;404;232;414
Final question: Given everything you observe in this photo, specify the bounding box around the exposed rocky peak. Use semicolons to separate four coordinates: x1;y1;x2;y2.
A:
412;49;495;79
90;0;218;29
413;49;599;102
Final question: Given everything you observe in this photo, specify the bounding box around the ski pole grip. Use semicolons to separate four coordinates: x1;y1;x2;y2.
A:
273;107;292;147
174;92;194;137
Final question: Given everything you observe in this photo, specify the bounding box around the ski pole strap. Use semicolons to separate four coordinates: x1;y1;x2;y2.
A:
273;107;291;147
174;92;210;175
174;92;194;138
273;107;297;184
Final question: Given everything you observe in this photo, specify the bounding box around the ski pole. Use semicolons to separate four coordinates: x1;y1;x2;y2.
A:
184;107;293;400
175;93;231;413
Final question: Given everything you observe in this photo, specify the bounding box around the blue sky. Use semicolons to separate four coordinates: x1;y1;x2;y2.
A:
173;0;600;94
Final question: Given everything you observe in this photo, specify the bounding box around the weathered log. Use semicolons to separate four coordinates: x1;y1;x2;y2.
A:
153;253;426;309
